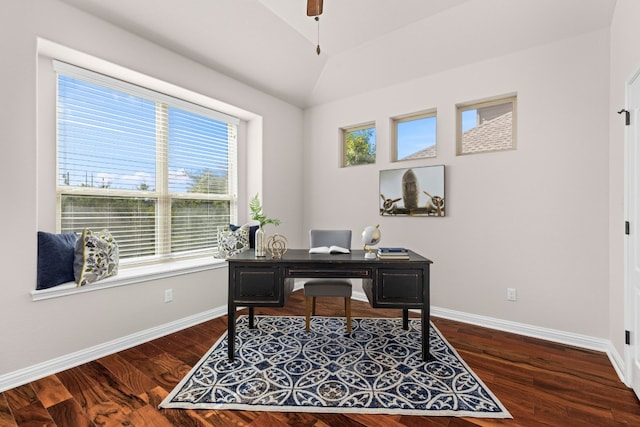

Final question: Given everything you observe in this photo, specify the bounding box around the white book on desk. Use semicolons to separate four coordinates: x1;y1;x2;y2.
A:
309;246;350;254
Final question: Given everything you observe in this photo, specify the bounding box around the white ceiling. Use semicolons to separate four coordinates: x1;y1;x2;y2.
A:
59;0;616;108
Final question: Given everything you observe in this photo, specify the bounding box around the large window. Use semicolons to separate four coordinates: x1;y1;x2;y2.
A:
55;61;239;263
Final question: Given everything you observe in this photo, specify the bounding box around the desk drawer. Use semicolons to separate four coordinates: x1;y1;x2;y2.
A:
366;268;424;308
285;268;371;278
232;267;285;305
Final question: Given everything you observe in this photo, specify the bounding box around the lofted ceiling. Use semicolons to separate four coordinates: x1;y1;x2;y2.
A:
58;0;616;108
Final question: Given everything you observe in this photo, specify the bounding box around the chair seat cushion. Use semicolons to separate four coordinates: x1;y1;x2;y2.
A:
304;279;352;297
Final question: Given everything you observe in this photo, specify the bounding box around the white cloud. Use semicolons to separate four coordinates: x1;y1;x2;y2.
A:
169;168;193;189
120;171;153;189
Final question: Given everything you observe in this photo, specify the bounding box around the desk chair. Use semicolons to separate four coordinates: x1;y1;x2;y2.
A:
304;229;352;333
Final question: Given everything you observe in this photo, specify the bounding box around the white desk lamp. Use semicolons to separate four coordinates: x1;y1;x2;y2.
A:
362;224;381;259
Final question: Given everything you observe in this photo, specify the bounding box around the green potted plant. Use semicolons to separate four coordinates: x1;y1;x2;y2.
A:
250;193;280;256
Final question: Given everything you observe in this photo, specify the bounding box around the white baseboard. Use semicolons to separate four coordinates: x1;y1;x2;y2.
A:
1;293;627;392
0;306;226;393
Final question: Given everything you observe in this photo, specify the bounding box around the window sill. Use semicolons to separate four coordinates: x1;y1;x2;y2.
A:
31;257;227;301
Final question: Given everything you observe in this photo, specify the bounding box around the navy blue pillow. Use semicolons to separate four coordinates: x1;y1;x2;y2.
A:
37;231;78;290
229;224;259;248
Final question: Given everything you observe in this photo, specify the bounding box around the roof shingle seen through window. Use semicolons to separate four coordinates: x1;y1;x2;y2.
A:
461;111;513;154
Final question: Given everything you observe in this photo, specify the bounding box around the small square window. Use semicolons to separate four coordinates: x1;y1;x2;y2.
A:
342;123;376;167
456;95;516;155
392;110;437;161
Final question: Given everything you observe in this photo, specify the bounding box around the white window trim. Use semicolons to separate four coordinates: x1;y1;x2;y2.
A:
31;257;227;301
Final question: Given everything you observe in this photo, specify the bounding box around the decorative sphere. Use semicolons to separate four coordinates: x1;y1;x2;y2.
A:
362;225;381;246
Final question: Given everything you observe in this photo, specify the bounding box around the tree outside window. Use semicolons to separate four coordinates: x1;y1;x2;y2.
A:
342;123;376;167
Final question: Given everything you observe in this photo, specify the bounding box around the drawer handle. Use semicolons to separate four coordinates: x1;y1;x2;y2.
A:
287;269;371;277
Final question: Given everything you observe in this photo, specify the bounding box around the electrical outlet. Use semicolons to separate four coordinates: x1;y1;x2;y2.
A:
164;288;173;303
507;288;517;301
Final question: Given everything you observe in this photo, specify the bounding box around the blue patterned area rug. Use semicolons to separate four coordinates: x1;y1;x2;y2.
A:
160;315;511;418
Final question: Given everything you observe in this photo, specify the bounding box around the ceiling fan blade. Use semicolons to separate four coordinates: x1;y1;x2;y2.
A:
307;0;323;16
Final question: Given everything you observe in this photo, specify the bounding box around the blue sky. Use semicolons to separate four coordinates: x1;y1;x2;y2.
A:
58;75;230;193
396;116;436;159
461;109;478;132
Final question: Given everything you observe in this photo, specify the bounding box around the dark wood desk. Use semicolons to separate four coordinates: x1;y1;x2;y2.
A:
226;249;433;361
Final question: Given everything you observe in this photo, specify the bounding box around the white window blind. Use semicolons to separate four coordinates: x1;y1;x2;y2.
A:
54;61;239;262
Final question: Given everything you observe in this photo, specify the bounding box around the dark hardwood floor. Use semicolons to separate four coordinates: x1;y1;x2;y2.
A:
2;290;639;426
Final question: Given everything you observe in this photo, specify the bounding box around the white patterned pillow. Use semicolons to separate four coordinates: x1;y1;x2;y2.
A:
74;228;119;286
215;226;249;258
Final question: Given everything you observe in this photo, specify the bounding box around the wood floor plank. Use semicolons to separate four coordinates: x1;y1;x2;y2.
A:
0;392;17;427
117;344;167;380
11;400;56;426
313;412;369;426
345;412;408;427
96;353;157;395
47;397;95;427
5;384;41;413
247;411;295;427
55;366;101;397
152;334;207;367
77;360;147;413
56;364;136;426
397;414;451;426
2;290;640;426
148;350;191;381
127;403;175;427
611;405;640;425
149;353;195;392
269;410;332;427
192;409;239;427
31;375;73;408
73;383;134;427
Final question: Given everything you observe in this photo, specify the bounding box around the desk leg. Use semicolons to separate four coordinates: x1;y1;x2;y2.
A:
228;302;235;360
249;307;255;328
402;309;409;330
422;306;431;362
